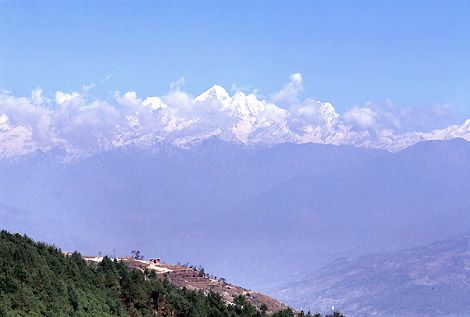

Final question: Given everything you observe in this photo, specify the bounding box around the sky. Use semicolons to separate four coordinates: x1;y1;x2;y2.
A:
1;1;470;111
0;1;470;157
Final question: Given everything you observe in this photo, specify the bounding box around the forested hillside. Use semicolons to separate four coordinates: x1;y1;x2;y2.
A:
0;230;341;317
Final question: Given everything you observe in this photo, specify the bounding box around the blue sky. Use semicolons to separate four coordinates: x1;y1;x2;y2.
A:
1;0;469;115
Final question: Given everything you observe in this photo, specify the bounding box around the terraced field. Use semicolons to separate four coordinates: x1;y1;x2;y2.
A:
83;256;288;313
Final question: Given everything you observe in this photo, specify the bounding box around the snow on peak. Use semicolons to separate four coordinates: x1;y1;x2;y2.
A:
1;73;470;158
195;85;230;103
319;102;340;128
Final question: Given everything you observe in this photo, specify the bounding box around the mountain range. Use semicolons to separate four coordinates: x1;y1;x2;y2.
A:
1;137;470;313
2;81;470;159
276;232;470;317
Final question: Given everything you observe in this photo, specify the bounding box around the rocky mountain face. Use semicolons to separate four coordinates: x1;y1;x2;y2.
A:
276;233;470;317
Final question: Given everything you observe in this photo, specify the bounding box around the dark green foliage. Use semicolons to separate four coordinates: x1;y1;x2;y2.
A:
0;231;120;317
0;230;311;317
271;308;295;317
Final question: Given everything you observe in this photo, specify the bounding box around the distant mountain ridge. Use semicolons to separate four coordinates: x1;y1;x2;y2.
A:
1;137;469;304
276;232;470;317
6;82;470;158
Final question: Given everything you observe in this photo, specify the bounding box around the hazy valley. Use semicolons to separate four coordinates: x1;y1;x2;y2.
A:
2;138;470;315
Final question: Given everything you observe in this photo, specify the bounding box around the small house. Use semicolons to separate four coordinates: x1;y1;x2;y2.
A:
150;258;161;265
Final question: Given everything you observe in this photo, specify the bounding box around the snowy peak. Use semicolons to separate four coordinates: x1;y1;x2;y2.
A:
2;74;470;159
195;85;230;103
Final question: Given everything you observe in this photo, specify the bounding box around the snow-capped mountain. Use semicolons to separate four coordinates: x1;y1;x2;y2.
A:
1;75;470;159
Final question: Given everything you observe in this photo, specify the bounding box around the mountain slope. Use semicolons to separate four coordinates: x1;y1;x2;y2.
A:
88;256;289;313
0;140;386;289
276;232;470;317
0;230;296;316
222;138;470;286
1;138;469;295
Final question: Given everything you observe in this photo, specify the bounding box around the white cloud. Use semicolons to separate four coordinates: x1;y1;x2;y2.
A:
82;83;96;92
0;73;469;158
344;107;378;129
143;97;167;111
0;113;35;156
271;72;303;107
31;88;48;105
169;77;186;91
55;91;84;106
